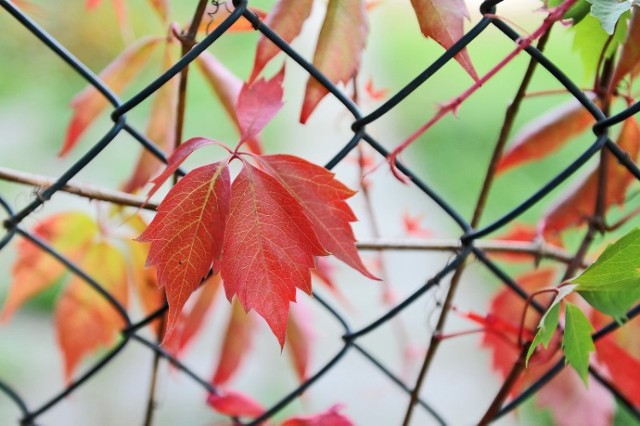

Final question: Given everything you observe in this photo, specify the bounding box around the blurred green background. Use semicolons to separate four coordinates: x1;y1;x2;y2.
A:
0;0;637;425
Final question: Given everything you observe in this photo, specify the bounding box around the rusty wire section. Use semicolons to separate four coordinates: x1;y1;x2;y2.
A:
0;0;639;424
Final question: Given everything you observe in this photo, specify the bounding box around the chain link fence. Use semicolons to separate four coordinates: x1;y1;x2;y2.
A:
1;0;639;424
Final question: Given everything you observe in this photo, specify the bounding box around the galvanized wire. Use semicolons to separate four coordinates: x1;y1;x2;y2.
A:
0;0;639;424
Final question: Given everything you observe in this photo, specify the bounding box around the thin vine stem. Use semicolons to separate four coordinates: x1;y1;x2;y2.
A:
402;23;554;426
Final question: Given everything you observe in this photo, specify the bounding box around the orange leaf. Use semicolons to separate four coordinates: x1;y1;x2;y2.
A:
542;117;640;239
207;389;264;418
300;0;368;123
122;44;179;194
221;161;327;346
196;52;263;154
147;0;168;21
260;154;377;280
410;0;478;81
198;4;266;34
211;298;254;386
138;161;231;339
166;274;221;355
286;301;313;382
1;213;98;322
249;0;313;82
55;241;128;381
60;37;161;156
281;404;354;426
497;99;597;174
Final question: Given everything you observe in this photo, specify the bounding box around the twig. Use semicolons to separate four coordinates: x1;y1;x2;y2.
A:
0;166;158;211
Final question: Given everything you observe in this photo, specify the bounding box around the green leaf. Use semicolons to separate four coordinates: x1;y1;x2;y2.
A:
526;302;560;365
573;11;629;81
548;0;591;23
572;228;640;321
525;285;577;365
562;302;595;386
586;0;633;34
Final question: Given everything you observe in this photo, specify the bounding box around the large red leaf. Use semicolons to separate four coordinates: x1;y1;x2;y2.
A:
137;161;231;339
410;0;478;81
249;0;314;82
60;37;161;156
206;389;264;418
281;404;353;426
122;45;178;193
300;0;368;123
211;298;254;386
221;161;327;346
237;68;285;144
55;241;128;381
497;99;597;174
1;213;98;322
259;154;377;280
196;52;263;154
542;117;640;239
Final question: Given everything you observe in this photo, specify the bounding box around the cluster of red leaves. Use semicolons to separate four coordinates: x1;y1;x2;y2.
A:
138;70;377;347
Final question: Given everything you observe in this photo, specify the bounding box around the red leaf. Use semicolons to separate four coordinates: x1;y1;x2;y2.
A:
609;9;640;95
497;99;597;174
488;224;557;263
55;242;128;381
250;0;314;82
1;213;98;322
145;137;220;199
196;52;263;154
592;311;640;406
410;0;478;81
165;274;221;355
221;161;327;346
61;37;161;156
300;0;368;123
237;68;285;144
286;301;313;381
138;161;231;339
211;299;254;386
122;45;179;193
364;78;388;101
207;389;264;418
281;404;353;426
542;117;640;239
402;211;431;237
260;154;377;280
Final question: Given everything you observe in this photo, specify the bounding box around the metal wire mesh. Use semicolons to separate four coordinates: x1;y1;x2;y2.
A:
1;0;639;424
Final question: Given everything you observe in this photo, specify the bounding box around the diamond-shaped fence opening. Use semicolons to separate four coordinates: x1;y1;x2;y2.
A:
1;0;640;424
